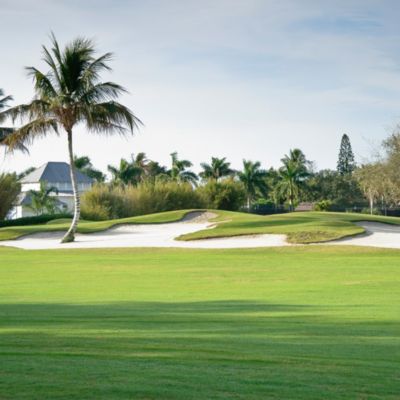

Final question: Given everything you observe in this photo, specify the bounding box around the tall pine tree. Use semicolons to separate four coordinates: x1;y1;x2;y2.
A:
337;134;355;175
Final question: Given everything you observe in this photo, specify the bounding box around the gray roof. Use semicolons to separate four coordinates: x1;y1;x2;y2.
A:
21;162;93;184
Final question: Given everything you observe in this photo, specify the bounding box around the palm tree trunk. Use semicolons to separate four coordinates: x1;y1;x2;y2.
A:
369;194;374;215
61;129;80;243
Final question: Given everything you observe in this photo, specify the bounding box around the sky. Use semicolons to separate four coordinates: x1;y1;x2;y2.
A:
1;0;400;175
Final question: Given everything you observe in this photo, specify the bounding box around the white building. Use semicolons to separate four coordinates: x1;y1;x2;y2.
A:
14;161;93;218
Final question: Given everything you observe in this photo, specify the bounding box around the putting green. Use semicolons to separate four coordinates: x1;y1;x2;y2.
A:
0;246;399;399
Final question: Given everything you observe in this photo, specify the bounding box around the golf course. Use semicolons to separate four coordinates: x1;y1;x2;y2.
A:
2;16;400;399
1;210;399;399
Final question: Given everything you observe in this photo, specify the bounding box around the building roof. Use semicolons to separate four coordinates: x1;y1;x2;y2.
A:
21;162;93;184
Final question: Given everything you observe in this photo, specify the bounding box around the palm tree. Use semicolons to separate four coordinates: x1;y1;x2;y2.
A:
278;149;309;211
74;155;105;183
131;152;149;182
0;89;28;153
146;160;168;181
199;157;234;181
0;34;141;242
28;182;61;215
238;160;267;209
169;152;198;185
108;158;139;185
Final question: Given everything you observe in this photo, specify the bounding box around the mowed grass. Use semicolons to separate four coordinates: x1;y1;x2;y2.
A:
0;246;399;399
2;209;400;243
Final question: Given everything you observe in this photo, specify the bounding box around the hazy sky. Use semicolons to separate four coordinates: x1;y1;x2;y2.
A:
1;0;400;174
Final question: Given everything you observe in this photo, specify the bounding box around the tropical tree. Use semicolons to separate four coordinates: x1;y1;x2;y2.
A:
107;158;139;185
0;89;28;153
146;160;168;181
28;182;60;215
199;157;234;181
74;155;105;182
131;152;150;182
0;34;141;242
0;172;21;220
278;149;309;211
169;152;198;185
237;160;267;209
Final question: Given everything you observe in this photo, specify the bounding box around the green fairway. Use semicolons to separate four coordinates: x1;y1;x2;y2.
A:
0;246;399;399
1;209;400;244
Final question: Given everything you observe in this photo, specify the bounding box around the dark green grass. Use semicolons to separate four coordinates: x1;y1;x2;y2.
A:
1;209;400;244
0;246;399;399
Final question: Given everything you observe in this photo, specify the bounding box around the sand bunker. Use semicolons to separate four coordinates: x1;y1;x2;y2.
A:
1;215;400;250
327;221;400;249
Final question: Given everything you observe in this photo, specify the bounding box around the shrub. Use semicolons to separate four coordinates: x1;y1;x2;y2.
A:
314;199;333;211
81;184;124;220
0;173;21;220
197;179;245;211
0;213;72;227
81;181;204;220
121;181;204;217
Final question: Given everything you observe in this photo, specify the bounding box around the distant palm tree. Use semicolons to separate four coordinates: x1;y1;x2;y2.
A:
238;160;267;209
278;149;309;211
170;152;198;185
28;182;60;215
131;152;150;182
108;158;139;185
0;89;28;153
0;34;141;242
146;160;168;181
199;157;234;181
74;155;105;183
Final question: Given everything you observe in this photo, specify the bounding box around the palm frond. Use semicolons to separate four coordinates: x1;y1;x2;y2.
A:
2;118;58;151
26;67;57;98
80;101;142;135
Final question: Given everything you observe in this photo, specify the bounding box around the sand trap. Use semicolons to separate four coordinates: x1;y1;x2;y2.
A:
2;215;399;250
0;211;288;250
327;221;400;249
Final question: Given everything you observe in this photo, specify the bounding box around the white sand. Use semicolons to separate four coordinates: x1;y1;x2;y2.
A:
1;214;399;250
326;221;400;249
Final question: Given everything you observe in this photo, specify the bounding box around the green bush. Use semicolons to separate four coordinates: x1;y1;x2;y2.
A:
314;199;333;211
0;213;73;227
81;181;204;220
81;184;125;220
197;179;245;211
0;173;21;220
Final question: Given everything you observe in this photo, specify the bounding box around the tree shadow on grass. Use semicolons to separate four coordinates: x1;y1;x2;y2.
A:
0;300;399;399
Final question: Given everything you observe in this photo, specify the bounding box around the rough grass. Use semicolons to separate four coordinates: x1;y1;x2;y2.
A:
1;209;400;244
0;245;399;399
